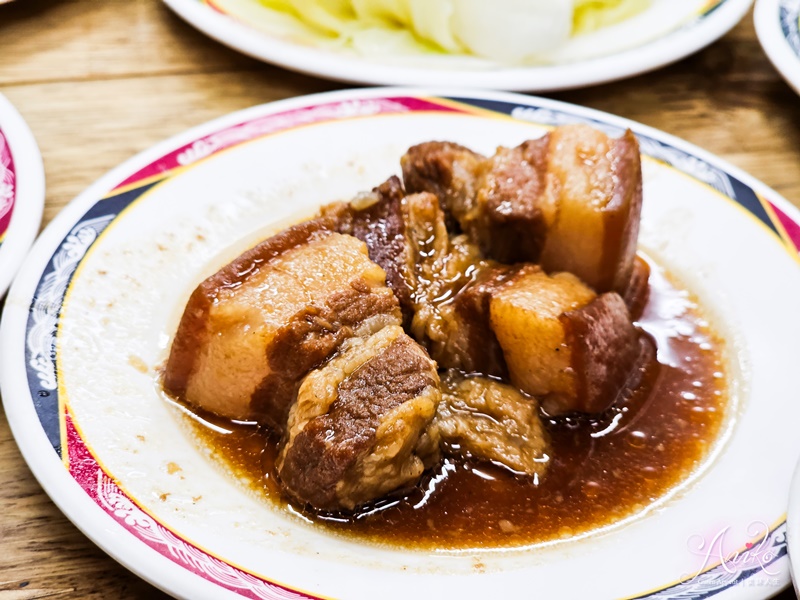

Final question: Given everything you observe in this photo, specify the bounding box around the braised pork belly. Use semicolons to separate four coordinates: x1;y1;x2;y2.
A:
328;177;499;375
323;176;416;321
163;219;401;430
444;264;519;378
277;326;441;511
489;265;643;415
433;371;550;477
164;126;667;515
401;124;643;294
623;254;652;320
402;139;553;265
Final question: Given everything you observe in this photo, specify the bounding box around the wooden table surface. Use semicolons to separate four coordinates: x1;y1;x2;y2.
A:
0;1;798;598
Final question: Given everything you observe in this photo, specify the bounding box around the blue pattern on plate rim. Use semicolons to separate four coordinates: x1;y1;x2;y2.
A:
24;182;160;456
780;0;800;57
19;94;791;600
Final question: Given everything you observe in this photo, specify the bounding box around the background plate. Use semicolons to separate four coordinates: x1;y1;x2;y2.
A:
755;0;800;94
0;93;45;297
163;0;753;91
1;89;799;600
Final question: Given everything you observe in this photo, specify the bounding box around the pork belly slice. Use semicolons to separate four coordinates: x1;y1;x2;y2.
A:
623;254;651;321
489;265;642;415
402;138;553;265
369;191;511;376
400;193;489;367
432;371;550;478
438;263;518;378
327;179;503;374
538;126;643;295
163;220;401;429
326;177;482;323
375;190;504;377
324;176;415;320
401;125;643;294
276;326;441;512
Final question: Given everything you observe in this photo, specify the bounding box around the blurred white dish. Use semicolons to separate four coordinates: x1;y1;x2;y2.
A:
163;0;753;90
0;93;44;297
755;0;800;94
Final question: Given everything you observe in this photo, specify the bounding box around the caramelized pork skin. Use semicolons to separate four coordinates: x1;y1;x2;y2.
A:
490;265;643;415
402;126;643;294
277;326;441;511
556;292;649;415
432;371;550;477
163;220;401;430
325;176;415;320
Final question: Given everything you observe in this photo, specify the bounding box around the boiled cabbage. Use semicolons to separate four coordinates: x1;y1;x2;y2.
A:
573;0;651;35
255;0;651;62
451;0;574;63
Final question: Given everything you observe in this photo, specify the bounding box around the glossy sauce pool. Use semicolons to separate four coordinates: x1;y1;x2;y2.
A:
176;255;730;550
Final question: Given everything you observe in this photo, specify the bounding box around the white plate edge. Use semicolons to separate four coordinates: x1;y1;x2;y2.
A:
755;0;800;94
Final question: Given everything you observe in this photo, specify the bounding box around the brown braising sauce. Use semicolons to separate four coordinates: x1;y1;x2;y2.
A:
178;254;730;549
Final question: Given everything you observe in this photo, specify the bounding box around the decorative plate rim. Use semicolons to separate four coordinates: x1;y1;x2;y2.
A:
1;88;798;600
755;0;800;94
0;93;45;297
161;0;753;91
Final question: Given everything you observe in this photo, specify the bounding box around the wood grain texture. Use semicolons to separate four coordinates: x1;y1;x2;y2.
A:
0;1;797;598
0;0;255;85
3;69;334;224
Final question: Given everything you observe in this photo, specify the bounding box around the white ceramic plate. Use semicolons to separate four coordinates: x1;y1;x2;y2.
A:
2;89;799;600
755;0;800;94
0;93;44;297
163;0;753;91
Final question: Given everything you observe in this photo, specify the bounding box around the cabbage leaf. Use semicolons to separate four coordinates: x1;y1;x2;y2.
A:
251;0;652;62
573;0;650;35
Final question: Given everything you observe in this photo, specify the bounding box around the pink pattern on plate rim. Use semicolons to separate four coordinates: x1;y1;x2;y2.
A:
113;96;461;192
0;129;16;241
768;200;800;254
65;411;319;600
